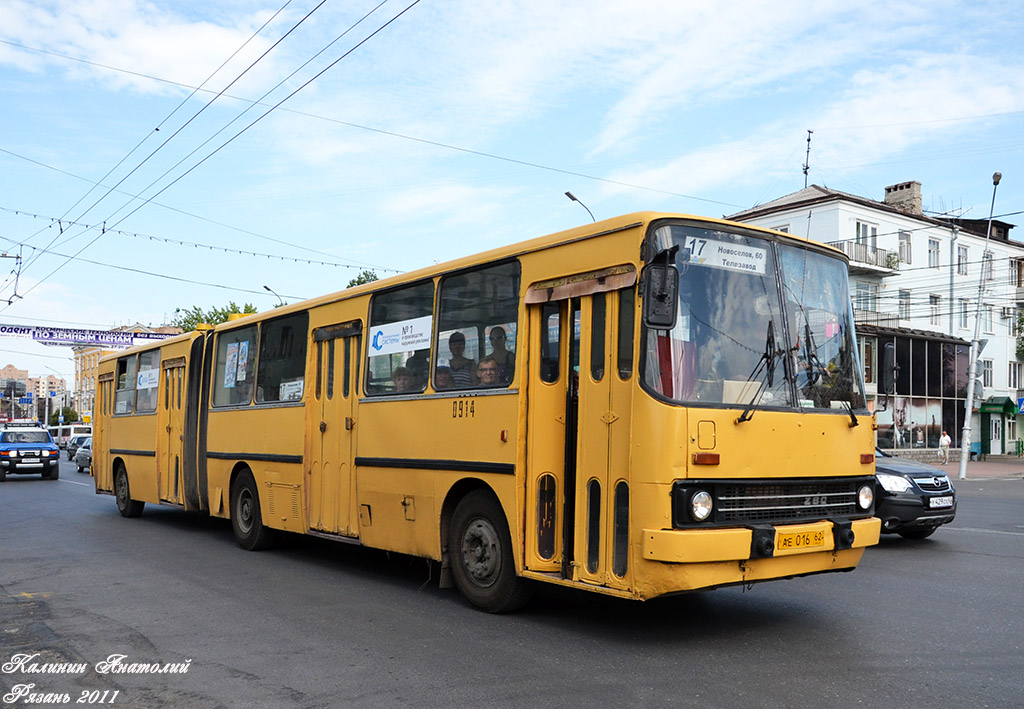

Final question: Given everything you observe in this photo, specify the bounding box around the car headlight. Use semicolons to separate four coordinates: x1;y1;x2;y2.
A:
8;450;17;458
857;483;874;510
690;490;713;521
876;473;912;493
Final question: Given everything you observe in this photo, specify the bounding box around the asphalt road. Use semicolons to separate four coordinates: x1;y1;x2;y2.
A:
2;459;1022;708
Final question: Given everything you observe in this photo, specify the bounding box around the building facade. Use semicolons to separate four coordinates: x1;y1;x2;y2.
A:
732;181;1021;456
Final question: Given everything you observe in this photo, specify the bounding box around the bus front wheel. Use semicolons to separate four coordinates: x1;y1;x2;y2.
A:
115;465;144;518
230;470;276;551
448;490;532;613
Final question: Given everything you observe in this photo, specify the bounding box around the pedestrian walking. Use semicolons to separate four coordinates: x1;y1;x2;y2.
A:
939;430;952;464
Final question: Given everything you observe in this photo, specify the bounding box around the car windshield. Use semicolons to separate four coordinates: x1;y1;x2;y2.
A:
641;221;866;412
2;430;52;443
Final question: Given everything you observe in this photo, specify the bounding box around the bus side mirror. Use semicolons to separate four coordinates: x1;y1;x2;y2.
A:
642;263;679;329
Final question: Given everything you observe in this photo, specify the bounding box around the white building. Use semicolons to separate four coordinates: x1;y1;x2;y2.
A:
731;181;1021;457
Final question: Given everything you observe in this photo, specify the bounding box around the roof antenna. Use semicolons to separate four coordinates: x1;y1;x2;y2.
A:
802;129;813;188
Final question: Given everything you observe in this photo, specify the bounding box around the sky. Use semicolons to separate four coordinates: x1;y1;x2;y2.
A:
1;0;1022;385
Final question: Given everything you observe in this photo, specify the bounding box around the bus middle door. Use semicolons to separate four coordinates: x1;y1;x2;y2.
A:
159;358;186;504
307;321;361;537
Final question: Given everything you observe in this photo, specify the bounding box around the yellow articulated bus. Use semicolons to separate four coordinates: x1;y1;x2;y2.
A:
93;212;880;612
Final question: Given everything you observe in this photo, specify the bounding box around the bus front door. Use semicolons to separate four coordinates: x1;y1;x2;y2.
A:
307;322;362;537
526;289;633;590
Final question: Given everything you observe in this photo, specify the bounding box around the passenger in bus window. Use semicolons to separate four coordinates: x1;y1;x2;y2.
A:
487;326;515;383
393;366;415;393
447;332;475;387
476;357;500;387
435;364;454;390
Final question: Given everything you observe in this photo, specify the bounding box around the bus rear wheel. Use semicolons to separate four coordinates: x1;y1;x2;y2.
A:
231;470;276;551
115;465;144;518
448;490;532;613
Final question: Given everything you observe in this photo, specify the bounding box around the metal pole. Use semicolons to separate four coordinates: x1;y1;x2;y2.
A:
958;172;1002;480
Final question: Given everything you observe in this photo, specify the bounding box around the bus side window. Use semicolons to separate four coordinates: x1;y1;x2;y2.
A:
436;260;520;390
256;312;309;403
212;326;257;407
366;280;435;395
114;355;137;415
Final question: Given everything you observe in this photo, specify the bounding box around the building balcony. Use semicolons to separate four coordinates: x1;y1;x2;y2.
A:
827;240;900;275
853;309;900;328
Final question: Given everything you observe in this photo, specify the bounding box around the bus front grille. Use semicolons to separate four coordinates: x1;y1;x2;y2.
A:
672;477;874;527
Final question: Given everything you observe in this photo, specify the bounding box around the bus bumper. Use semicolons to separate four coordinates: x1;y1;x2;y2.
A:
642;517;880;563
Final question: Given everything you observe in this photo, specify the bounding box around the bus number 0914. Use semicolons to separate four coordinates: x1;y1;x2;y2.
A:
452;399;475;418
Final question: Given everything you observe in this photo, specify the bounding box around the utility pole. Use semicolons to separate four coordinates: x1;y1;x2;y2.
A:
959;172;1002;480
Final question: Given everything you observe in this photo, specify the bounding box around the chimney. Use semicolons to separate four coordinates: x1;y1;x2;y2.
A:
884;181;922;215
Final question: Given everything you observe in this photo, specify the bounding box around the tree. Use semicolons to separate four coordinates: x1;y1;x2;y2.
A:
347;270;379;288
171;302;258;332
49;407;79;426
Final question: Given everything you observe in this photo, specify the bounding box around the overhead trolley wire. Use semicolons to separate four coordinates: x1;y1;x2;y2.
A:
4;0;423;309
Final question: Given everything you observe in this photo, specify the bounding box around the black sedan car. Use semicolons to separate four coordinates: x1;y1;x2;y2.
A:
875;449;956;539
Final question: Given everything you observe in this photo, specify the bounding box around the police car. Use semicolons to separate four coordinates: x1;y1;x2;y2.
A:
0;422;61;481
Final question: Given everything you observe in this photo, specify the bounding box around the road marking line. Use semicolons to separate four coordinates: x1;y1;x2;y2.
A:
60;479;92;487
945;526;1024;537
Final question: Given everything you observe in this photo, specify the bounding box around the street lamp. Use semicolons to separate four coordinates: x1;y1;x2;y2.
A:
263;285;286;307
958;171;1002;481
565;191;596;222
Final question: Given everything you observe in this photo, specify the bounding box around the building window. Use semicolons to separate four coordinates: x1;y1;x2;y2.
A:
772;224;790;233
958;298;969;329
1013;259;1024;288
855;221;877;250
1009;361;1021;390
983;304;994;334
928;239;940;268
859;336;876;384
982;359;993;388
898;231;912;264
930;295;941;326
957;246;969;275
855;282;878;311
899;290;911;320
1009;417;1018;443
983;250;994;281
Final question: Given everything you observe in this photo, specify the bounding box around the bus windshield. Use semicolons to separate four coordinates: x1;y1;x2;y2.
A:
641;222;866;412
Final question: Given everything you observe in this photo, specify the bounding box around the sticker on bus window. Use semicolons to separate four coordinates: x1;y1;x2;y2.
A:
369;316;432;357
684;238;767;274
137;368;160;390
224;343;239;388
237;341;249;381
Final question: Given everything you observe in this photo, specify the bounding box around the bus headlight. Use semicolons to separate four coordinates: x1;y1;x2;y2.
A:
690;491;713;521
857;484;874;510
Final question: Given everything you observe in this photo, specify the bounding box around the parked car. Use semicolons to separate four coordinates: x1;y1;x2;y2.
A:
75;437;92;473
66;434;90;461
0;424;61;481
875;449;956;539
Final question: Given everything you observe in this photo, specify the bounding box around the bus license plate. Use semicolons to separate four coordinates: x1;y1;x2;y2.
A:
777;530;825;550
929;496;954;509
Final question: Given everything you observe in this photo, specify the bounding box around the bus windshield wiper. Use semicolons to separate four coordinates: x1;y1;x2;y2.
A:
736;321;777;424
802;322;858;427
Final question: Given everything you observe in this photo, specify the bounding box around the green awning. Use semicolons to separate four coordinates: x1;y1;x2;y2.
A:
978;396;1016;414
